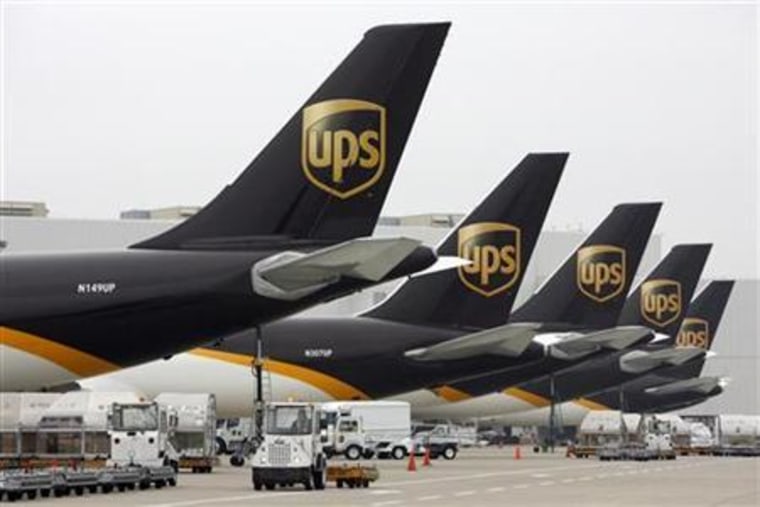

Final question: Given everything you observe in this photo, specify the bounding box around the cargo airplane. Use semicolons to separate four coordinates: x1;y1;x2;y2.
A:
488;280;733;426
0;23;451;391
411;243;712;420
82;173;663;417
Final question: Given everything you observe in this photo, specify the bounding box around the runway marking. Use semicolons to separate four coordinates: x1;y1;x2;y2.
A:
561;478;576;483
539;480;555;486
378;462;607;488
369;489;401;495
143;491;306;507
454;490;476;497
531;473;550;478
578;476;593;481
418;495;443;501
143;462;608;507
372;501;402;507
487;487;506;493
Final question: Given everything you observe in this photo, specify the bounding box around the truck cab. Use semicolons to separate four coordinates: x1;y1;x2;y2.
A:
108;402;178;470
251;402;327;491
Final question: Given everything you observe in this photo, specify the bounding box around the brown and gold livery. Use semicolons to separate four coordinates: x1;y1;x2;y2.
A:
458;222;521;297
675;318;709;349
640;279;682;328
302;99;386;199
576;245;626;303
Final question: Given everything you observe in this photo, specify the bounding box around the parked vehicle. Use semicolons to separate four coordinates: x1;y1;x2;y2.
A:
250;402;327;491
321;401;411;460
713;414;760;456
108;401;178;487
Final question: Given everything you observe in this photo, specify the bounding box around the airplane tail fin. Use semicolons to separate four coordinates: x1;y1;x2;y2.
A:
675;280;733;350
132;23;450;250
617;244;711;337
509;203;662;328
364;152;568;329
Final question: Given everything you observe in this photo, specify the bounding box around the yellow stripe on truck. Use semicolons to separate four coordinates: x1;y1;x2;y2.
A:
189;348;370;401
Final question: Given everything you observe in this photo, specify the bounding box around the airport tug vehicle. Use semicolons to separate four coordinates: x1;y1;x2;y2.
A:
251;402;328;491
107;401;179;489
250;401;380;491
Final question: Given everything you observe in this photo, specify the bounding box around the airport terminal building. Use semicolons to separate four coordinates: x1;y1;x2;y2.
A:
1;205;757;417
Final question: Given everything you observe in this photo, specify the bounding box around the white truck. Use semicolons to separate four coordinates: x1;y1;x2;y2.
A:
320;401;412;460
216;417;252;455
713;414;760;456
108;401;179;488
155;393;217;473
250;402;327;491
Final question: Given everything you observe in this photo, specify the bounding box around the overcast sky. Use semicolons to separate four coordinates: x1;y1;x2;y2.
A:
2;1;758;279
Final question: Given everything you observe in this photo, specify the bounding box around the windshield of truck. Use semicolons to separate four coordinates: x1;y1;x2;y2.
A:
265;406;312;435
112;405;159;431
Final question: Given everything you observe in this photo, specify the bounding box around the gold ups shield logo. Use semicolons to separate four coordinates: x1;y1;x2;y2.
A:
458;222;521;298
675;318;709;349
641;279;682;328
302;99;386;199
577;245;626;303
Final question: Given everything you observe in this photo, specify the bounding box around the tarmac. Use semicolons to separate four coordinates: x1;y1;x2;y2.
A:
6;447;760;506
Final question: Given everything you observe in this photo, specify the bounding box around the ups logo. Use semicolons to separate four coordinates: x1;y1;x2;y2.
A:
576;245;626;303
675;318;709;349
458;222;521;298
641;279;682;328
301;99;386;199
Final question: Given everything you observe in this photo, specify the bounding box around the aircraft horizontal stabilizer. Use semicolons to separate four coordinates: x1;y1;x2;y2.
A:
620;347;706;374
550;326;654;360
252;237;424;300
404;323;541;361
644;376;722;396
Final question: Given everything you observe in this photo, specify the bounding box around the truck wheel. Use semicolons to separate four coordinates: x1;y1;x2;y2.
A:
26;490;37;500
101;484;114;494
363;479;370;488
391;446;407;460
215;437;227;455
75;486;84;496
230;455;245;467
304;476;313;491
41;489;51;498
345;445;362;461
313;467;326;490
264;482;275;491
443;446;457;460
168;478;177;487
337;479;344;488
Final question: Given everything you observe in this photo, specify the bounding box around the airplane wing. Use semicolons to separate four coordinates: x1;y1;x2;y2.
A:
252;237;426;300
549;326;654;360
404;323;541;361
643;376;722;396
619;347;707;374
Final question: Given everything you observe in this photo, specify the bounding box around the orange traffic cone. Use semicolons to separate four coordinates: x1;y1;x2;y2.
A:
407;448;417;472
514;446;521;460
422;447;431;467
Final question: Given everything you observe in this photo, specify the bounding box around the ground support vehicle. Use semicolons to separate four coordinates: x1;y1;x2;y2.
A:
251;402;328;491
321;401;411;461
107;401;179;488
327;464;379;488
